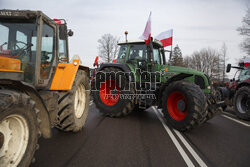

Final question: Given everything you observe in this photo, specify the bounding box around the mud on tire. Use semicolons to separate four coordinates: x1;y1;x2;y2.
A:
0;90;39;167
56;70;90;132
204;94;219;122
93;67;135;117
161;81;206;131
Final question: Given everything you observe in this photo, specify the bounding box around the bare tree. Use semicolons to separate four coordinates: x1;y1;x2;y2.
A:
97;34;119;63
183;56;192;68
237;8;250;55
219;43;228;82
184;47;222;80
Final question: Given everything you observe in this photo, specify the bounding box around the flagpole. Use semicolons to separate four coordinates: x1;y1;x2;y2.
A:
170;29;173;62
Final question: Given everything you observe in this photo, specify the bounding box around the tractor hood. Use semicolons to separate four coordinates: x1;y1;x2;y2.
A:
167;65;205;76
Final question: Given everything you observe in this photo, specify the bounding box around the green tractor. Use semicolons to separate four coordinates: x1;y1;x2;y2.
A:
92;39;221;131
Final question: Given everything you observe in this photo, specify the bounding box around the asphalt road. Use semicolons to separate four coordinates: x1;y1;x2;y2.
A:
31;103;250;167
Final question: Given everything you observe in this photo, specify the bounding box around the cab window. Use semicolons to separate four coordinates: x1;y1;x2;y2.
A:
16;31;27;49
239;68;250;81
117;45;128;63
40;23;54;79
0;25;9;50
153;49;161;64
59;39;68;62
128;44;147;60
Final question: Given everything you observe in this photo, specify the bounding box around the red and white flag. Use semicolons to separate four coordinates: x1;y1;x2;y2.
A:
139;12;151;45
244;59;250;67
155;29;173;47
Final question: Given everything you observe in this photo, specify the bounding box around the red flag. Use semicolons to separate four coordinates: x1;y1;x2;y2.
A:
94;56;99;66
244;59;250;67
139;12;151;45
155;29;173;47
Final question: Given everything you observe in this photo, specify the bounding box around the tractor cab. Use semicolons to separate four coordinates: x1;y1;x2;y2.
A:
0;10;71;87
226;59;250;82
116;40;166;72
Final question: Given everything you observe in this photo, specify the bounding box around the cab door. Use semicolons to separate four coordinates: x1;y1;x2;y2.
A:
152;48;163;82
36;20;57;88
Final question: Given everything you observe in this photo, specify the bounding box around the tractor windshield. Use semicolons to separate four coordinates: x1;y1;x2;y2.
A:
117;42;165;67
239;68;250;81
117;45;128;63
0;19;37;83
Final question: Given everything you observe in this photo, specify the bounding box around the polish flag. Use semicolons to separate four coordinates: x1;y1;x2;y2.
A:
155;29;173;47
244;59;250;67
139;12;151;45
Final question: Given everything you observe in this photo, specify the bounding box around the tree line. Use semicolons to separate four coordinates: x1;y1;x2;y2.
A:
169;44;228;82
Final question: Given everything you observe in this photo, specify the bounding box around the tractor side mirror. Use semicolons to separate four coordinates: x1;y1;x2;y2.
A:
226;64;231;73
68;29;74;37
59;24;67;40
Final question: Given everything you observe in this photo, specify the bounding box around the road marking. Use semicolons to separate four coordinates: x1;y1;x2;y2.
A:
221;114;250;127
153;107;207;167
221;111;236;117
174;129;207;167
90;100;93;106
152;107;195;167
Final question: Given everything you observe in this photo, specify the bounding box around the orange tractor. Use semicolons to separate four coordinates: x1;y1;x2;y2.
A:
0;10;90;166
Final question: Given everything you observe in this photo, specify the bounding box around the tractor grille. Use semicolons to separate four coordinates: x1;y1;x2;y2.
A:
195;75;205;89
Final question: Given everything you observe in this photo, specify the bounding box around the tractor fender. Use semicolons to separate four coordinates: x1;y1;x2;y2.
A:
98;63;135;82
79;65;90;78
0;80;51;139
50;60;89;90
236;79;250;90
157;73;193;108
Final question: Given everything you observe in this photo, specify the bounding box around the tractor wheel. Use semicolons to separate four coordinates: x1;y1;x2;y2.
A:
234;86;250;120
161;81;206;131
0;90;39;167
56;70;90;132
93;67;135;117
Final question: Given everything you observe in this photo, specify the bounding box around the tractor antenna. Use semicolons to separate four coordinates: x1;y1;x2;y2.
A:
125;31;128;42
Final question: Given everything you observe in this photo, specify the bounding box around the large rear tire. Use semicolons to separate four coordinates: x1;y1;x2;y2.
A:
234;86;250;120
0;90;39;167
93;67;135;117
56;70;90;132
161;81;206;131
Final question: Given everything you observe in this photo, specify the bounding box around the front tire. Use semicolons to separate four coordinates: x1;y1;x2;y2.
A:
161;81;206;131
56;70;90;132
0;90;39;167
93;67;135;117
234;86;250;120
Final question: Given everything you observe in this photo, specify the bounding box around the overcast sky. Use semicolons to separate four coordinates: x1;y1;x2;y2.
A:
1;0;249;74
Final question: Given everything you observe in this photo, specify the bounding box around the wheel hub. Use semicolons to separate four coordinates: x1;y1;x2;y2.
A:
237;93;249;113
167;91;188;121
177;100;186;112
99;79;120;106
74;83;86;119
0;114;29;166
0;132;4;150
247;99;250;108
